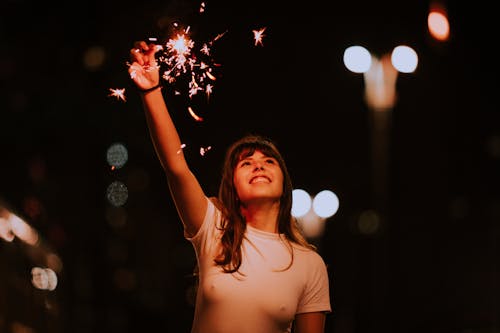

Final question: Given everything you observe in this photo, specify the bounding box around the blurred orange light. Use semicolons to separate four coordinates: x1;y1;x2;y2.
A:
428;9;450;41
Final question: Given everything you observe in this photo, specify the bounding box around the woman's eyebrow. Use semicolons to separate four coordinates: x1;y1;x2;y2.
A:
237;156;253;163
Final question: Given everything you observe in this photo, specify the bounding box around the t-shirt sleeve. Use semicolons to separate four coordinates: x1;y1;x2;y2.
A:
297;253;332;314
184;197;220;258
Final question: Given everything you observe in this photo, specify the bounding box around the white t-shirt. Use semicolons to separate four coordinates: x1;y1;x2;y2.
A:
186;198;332;333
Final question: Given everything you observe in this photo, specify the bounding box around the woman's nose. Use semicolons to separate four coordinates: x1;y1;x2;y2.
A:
253;162;264;171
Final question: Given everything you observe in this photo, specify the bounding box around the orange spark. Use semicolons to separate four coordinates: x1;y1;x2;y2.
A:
213;30;227;42
205;71;216;81
188;106;204;121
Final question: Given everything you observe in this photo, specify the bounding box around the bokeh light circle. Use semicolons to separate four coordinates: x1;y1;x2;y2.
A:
391;45;418;73
291;189;312;217
106;143;128;169
312;190;339;218
106;181;129;207
343;46;372;73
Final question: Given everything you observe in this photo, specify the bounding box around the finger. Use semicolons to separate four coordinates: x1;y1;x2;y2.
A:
129;48;144;66
131;41;150;56
141;41;150;50
130;47;142;57
136;40;149;51
132;41;154;66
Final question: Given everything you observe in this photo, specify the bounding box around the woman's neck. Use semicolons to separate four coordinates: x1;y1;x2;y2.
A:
240;201;280;233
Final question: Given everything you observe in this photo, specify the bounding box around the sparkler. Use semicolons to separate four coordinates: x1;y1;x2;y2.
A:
110;3;270;158
155;23;225;102
114;4;268;103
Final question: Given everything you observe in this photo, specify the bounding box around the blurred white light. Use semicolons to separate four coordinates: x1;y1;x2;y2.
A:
312;190;339;218
0;212;39;245
0;216;14;242
344;46;372;73
106;181;129;207
10;214;39;246
391;45;418;73
291;189;312;217
31;267;58;291
106;143;128;169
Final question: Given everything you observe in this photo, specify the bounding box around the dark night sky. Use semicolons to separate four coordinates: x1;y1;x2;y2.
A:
0;0;498;332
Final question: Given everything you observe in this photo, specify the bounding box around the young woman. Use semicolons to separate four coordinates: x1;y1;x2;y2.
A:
128;41;331;333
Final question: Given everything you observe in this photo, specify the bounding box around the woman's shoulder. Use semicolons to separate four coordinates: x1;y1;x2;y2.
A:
208;196;224;214
206;197;230;235
187;197;222;241
292;242;324;261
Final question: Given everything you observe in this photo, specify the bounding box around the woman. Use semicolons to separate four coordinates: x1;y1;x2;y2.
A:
128;41;331;333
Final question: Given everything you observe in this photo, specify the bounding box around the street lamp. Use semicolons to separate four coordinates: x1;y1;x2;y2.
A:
291;188;339;239
344;45;418;220
344;46;419;331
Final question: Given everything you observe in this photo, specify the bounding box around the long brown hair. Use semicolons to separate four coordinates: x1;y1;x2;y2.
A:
213;134;315;273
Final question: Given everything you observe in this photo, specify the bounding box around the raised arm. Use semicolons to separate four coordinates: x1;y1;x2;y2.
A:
293;312;326;333
128;41;207;237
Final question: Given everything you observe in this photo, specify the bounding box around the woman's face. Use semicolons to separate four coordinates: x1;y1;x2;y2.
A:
233;149;284;205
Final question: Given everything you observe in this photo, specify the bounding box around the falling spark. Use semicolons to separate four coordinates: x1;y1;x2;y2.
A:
200;146;212;156
199;2;206;13
177;143;187;154
188;106;204;122
253;27;266;46
213;31;227;42
205;70;216;81
108;88;126;101
205;84;213;98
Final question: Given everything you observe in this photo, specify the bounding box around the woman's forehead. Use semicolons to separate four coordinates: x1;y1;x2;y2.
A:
238;147;273;160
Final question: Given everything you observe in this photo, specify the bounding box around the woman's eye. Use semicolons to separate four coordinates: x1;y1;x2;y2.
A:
241;161;250;166
266;159;275;164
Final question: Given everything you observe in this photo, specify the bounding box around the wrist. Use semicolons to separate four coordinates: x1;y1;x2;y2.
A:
139;83;162;94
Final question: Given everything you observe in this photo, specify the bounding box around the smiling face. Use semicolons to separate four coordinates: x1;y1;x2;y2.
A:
233;149;284;206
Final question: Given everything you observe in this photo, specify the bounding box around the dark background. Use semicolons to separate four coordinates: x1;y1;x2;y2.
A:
0;0;498;332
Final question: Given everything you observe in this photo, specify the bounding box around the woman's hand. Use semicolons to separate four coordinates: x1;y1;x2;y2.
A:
128;41;161;91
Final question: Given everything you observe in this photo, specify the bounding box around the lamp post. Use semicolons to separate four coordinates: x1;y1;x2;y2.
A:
344;44;418;331
344;45;418;223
